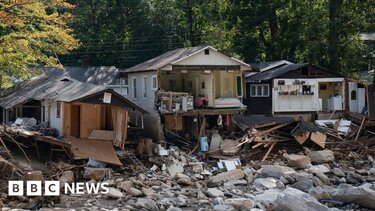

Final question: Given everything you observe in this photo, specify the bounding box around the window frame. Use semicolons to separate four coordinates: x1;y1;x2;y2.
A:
121;77;129;96
142;75;148;99
250;84;270;97
132;76;137;100
151;75;157;91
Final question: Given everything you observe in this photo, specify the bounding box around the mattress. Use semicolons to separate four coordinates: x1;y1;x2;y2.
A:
213;98;246;108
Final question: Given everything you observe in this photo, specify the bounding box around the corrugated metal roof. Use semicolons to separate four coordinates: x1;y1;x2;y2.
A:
246;63;307;82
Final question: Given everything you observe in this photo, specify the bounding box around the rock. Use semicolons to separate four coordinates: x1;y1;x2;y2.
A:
213;204;236;211
207;188;224;197
136;198;158;210
83;167;110;181
107;187;124;199
128;187;143;196
292;179;314;192
167;158;184;177
307;150;334;163
274;187;331;211
224;179;247;186
118;180;134;192
253;178;277;190
221;139;240;155
58;170;74;184
225;198;255;210
312;176;324;187
331;168;345;177
355;169;369;176
332;183;375;209
213;197;225;205
167;207;182;211
369;167;375;175
210;169;245;185
308;165;330;174
60;194;88;208
339;178;346;183
260;165;296;179
142;187;158;199
23;171;44;181
294;172;312;181
346;172;363;184
285;154;311;169
254;189;280;205
177;178;193;186
315;172;330;185
308;186;332;200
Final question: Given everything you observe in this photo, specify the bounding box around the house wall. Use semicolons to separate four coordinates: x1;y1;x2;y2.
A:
121;71;162;141
244;81;273;115
42;100;63;137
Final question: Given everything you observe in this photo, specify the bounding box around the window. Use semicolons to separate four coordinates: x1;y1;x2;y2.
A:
250;84;269;97
351;90;357;100
121;78;128;95
151;75;157;91
132;77;137;99
236;76;243;96
169;79;177;91
142;76;147;99
204;49;210;55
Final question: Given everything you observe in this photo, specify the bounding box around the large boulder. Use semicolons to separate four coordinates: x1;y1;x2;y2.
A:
285;154;312;169
224;198;255;210
307;150;334;163
210;169;245;185
260;165;296;179
332;184;375;209
274;187;331;211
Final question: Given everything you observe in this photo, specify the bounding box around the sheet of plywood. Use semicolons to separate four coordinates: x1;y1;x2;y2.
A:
80;104;101;138
310;132;326;148
293;132;310;145
69;137;122;166
88;130;114;141
111;106;128;149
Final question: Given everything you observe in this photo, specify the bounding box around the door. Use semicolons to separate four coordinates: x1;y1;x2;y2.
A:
200;74;214;107
70;105;80;137
349;82;358;113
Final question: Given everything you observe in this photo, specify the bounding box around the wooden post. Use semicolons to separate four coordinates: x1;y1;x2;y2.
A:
355;115;367;142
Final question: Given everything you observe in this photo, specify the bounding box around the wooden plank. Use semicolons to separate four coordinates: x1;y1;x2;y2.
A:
199;117;206;138
293;132;310;145
310;132;327;148
69;137;122;166
355;115;367;142
88;130;115;141
262;141;276;161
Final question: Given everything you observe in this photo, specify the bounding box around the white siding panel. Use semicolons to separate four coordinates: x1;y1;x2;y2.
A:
173;49;242;66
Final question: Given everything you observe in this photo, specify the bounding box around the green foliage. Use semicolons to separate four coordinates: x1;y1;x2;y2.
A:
0;0;79;87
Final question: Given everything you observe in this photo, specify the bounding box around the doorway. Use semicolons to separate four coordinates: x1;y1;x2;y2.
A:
70;105;80;137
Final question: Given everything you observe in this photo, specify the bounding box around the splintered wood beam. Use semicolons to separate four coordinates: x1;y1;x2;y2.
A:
262;142;277;161
256;123;291;137
355;115;367;142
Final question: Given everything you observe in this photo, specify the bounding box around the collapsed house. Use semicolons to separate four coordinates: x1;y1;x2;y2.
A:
118;45;257;141
245;62;345;121
0;71;147;164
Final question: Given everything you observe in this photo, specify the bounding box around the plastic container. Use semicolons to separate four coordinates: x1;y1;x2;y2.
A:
200;136;209;152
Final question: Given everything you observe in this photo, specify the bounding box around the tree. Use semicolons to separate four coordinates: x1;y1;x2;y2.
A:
0;0;79;88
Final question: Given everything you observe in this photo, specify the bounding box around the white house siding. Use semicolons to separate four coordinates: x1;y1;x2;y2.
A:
41;100;63;137
173;48;243;67
118;72;162;141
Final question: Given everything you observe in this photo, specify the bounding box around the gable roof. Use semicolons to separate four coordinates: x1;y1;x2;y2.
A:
246;63;344;82
30;66;119;86
0;74;147;114
246;60;293;78
122;45;252;73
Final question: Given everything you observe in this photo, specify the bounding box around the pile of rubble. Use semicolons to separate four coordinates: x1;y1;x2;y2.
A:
1;143;375;210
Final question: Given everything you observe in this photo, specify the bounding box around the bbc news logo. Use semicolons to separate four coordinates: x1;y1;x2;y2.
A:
8;181;109;196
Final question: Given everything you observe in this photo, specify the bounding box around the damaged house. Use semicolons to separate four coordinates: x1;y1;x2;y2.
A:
118;45;257;141
0;70;147;153
245;62;346;121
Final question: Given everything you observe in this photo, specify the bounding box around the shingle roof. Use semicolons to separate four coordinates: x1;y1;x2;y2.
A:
246;60;293;78
122;45;252;73
28;66;119;86
122;46;209;73
246;63;307;82
0;74;147;114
